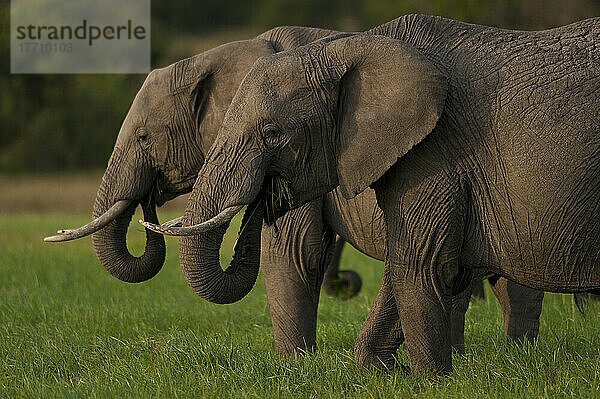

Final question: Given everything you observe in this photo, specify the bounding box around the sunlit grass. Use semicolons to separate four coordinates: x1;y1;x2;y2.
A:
2;213;600;397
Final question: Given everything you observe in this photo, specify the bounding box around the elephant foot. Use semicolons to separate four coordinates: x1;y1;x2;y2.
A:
354;346;406;373
273;341;315;358
323;270;362;299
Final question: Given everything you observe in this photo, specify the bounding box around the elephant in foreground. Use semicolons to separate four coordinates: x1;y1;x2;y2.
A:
46;24;541;360
144;15;600;375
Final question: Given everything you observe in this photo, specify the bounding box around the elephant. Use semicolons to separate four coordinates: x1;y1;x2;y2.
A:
45;23;542;362
143;15;600;376
43;24;367;347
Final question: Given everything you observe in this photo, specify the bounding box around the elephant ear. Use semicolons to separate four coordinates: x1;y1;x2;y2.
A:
331;35;448;198
178;38;277;144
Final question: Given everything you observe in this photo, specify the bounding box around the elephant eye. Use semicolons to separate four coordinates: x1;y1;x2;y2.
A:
136;127;149;142
262;125;282;148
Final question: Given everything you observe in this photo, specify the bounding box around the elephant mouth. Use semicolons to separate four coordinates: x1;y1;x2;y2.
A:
262;175;294;225
140;174;295;236
153;174;197;207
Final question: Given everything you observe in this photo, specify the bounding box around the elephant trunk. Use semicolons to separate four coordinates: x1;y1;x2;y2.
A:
178;136;266;303
179;196;264;304
173;130;267;303
91;168;166;283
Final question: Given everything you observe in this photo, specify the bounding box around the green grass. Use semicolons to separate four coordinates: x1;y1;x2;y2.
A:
2;213;600;398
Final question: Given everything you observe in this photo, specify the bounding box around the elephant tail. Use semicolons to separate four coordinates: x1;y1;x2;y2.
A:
573;291;600;315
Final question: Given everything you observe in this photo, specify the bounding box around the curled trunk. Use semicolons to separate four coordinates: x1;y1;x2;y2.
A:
179;197;264;304
91;182;165;283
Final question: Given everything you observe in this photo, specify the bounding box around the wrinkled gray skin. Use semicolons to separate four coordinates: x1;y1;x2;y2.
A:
169;15;600;375
48;25;541;362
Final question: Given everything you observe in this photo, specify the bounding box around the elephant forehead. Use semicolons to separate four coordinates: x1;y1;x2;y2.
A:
132;69;174;109
144;67;171;90
249;56;307;93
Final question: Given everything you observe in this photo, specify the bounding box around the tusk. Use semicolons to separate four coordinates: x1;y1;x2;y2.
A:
44;200;134;242
162;216;184;228
139;205;243;236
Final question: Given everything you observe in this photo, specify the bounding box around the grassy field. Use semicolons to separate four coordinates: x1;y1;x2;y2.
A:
2;185;600;397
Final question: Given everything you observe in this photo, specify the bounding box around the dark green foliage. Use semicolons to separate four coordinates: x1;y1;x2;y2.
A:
1;0;599;172
0;74;144;172
0;4;145;172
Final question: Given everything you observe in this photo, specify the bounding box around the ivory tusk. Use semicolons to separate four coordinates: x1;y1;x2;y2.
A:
162;216;184;228
139;205;243;236
44;200;133;242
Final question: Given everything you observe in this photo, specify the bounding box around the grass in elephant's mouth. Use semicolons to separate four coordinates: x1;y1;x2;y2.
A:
272;176;294;208
3;212;600;398
235;176;293;242
263;175;294;226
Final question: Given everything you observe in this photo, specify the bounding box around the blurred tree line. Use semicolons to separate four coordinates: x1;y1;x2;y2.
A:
1;0;599;172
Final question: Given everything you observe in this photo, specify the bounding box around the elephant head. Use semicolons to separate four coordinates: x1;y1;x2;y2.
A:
144;34;447;300
44;28;340;286
44;38;274;282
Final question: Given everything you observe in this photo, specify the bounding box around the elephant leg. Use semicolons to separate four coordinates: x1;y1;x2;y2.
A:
377;178;466;375
449;268;486;354
387;237;461;376
449;277;473;355
261;199;334;356
470;278;486;300
488;275;544;346
392;258;457;375
354;266;480;370
354;269;404;371
321;235;363;299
